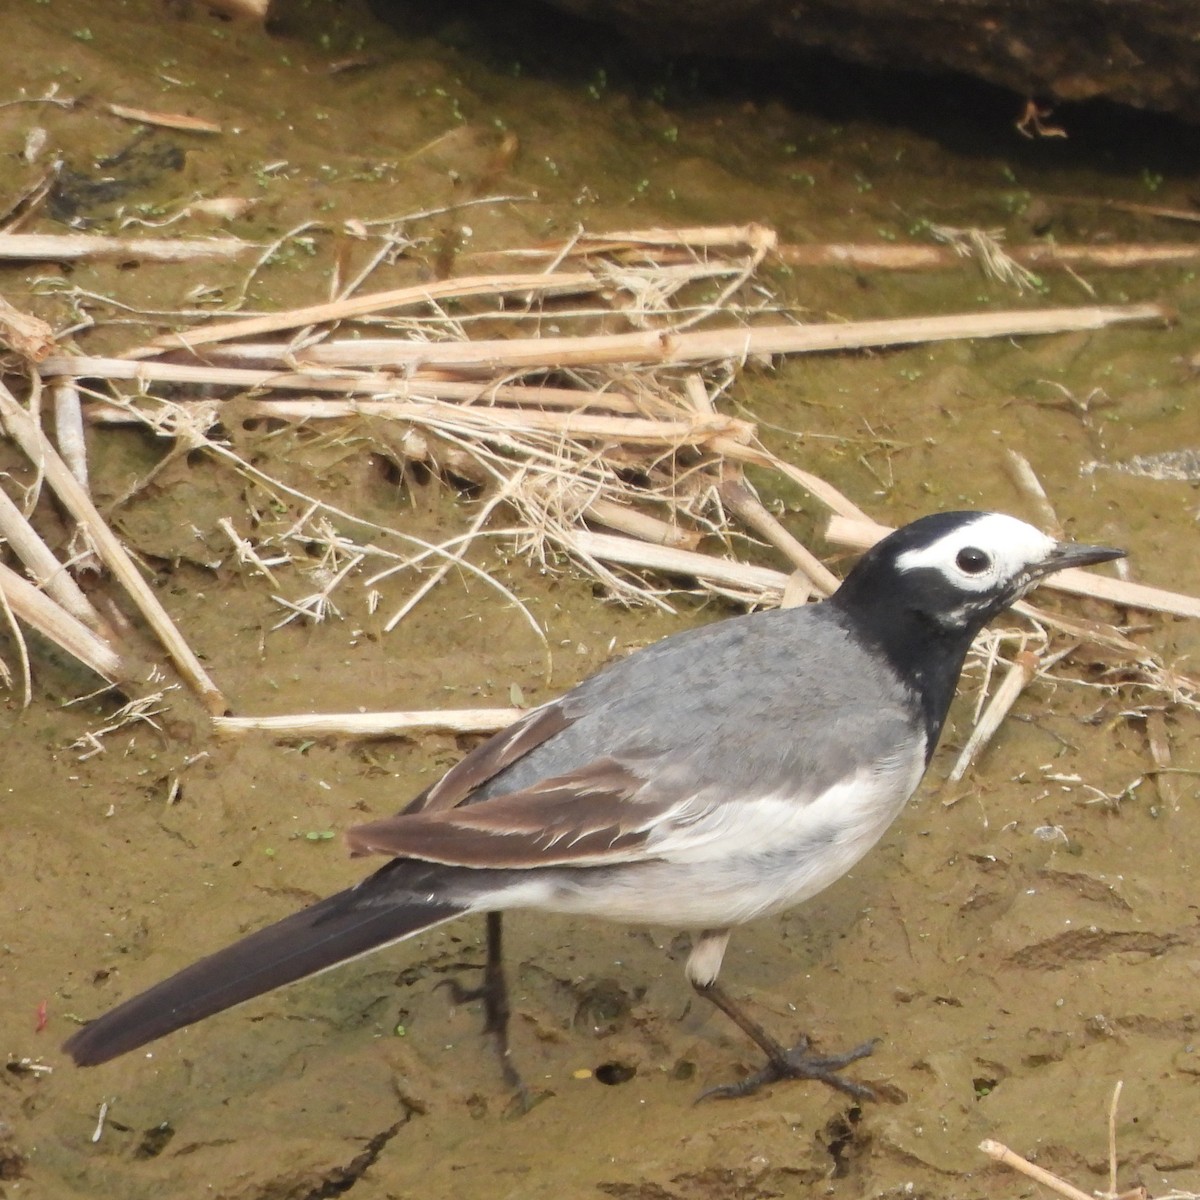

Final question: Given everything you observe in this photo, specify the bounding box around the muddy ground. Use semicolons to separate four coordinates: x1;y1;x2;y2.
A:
2;2;1200;1198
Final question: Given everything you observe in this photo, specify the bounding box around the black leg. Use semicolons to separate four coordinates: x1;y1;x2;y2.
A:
440;912;529;1102
694;979;878;1101
478;913;516;1067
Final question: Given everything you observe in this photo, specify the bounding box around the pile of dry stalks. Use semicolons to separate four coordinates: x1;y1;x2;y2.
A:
1;222;1198;773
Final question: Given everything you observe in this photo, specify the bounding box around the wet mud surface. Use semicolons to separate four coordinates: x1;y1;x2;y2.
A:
2;2;1200;1198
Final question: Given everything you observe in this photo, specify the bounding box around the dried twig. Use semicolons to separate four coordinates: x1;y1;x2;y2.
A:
245;303;1168;371
719;477;837;596
0;481;106;630
107;104;222;134
569;529;789;600
779;240;1200;272
53;359;649;409
949;648;1040;780
488;229;1200;273
0;560;124;683
8;222;1186;734
980;1139;1097;1200
213;708;525;738
1107;1080;1124;1199
584;497;700;549
0;381;228;713
0;295;55;361
0;232;254;263
1004;449;1061;536
217;517;283;588
124;271;601;357
50;377;104;583
982;1081;1167;1200
192;396;750;447
0;567;32;704
523;223;775;256
50;379;89;491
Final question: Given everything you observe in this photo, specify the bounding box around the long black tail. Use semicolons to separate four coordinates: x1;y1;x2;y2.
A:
63;860;465;1066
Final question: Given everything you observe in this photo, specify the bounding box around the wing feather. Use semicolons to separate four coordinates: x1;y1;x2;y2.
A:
347;758;669;867
402;701;574;815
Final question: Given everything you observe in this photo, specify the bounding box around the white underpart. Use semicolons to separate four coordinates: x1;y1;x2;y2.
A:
469;740;927;932
895;512;1056;593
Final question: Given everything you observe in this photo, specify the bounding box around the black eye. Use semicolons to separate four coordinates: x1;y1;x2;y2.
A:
956;546;991;574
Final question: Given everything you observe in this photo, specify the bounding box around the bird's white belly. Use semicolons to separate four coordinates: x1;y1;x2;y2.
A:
475;757;924;928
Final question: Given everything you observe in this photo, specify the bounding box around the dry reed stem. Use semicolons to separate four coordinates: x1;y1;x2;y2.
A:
88;305;1165;383
0;382;228;714
43;355;407;393
0;482;107;631
0;232;254;262
716;441;872;523
493;236;1200;273
0;569;32;704
719;477;838;595
193;363;648;412
272;303;1168;371
1108;1081;1123;1199
0;295;55;361
569;529;789;598
552;224;776;253
584;497;701;549
949;649;1040;780
217;517;283;587
125;271;601;357
826;515;1200;619
46;362;648;415
979;1139;1097;1200
46;359;645;413
107;103;222;134
52;301;1163;418
204;397;754;447
1004;448;1061;536
778;241;1200;272
213;708;525;738
51;379;90;491
682;371;833;596
0;561;124;682
1144;710;1177;809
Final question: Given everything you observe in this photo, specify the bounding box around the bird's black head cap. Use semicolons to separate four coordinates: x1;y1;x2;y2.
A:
830;511;1123;752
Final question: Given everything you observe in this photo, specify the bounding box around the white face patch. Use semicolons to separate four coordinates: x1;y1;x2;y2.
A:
895;512;1057;595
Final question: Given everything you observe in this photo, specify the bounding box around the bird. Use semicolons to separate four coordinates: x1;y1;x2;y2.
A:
62;510;1124;1100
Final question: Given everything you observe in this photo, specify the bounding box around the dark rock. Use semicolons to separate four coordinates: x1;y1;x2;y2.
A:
535;0;1200;125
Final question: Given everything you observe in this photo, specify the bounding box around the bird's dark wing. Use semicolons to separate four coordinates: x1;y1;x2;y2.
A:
348;736;896;872
349;757;667;867
401;700;575;814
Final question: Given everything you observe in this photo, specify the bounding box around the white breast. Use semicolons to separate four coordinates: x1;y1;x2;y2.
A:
473;742;927;929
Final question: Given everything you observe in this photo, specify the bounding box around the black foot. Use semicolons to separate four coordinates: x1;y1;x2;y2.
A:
436;974;531;1101
437;977;487;1008
437;913;535;1109
698;1037;879;1102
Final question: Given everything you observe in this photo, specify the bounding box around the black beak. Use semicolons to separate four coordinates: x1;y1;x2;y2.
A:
1035;540;1126;579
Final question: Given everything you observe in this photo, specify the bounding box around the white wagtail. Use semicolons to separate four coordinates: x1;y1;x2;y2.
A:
63;511;1123;1099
